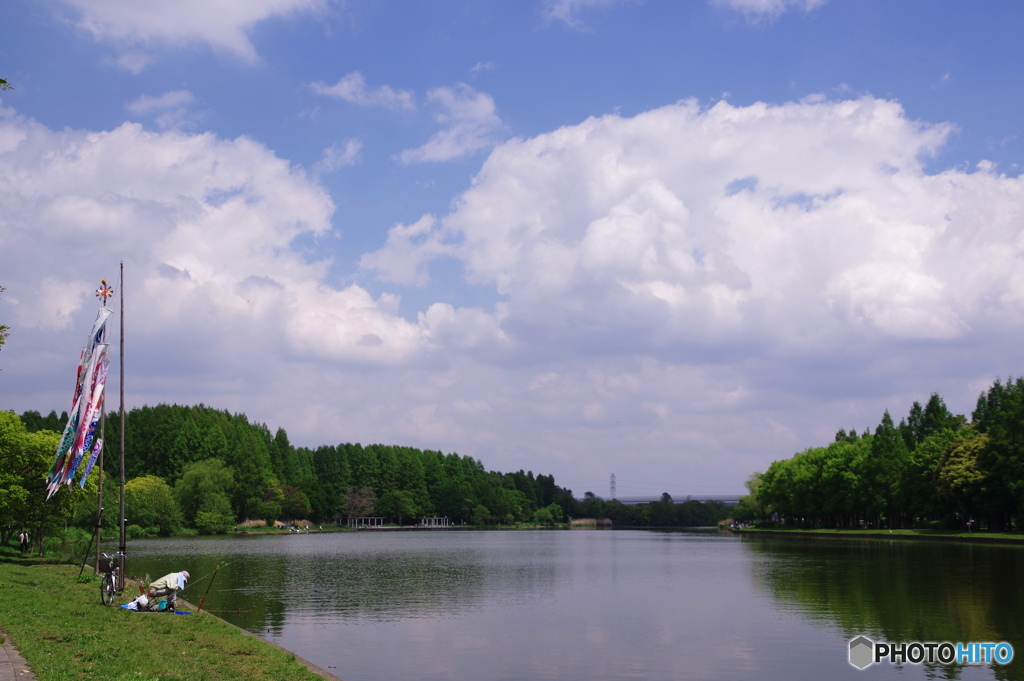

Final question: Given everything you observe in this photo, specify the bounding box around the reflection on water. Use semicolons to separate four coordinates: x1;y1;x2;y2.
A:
122;531;1024;681
744;535;1024;680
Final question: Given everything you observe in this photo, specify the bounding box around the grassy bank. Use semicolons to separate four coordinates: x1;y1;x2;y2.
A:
735;527;1024;544
0;549;331;681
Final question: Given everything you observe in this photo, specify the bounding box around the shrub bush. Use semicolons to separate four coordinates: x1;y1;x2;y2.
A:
126;524;147;539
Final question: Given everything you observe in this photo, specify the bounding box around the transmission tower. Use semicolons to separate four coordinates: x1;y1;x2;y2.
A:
610;473;616;500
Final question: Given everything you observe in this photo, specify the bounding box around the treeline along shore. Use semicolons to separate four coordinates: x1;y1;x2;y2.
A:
3;403;729;552
733;377;1024;533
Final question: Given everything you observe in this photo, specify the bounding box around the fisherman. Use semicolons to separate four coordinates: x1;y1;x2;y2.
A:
148;570;189;610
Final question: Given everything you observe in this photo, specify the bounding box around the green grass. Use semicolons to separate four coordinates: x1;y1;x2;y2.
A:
0;549;328;681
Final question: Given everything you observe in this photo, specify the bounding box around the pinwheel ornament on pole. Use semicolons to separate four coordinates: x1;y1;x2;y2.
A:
45;278;115;498
46;269;127;589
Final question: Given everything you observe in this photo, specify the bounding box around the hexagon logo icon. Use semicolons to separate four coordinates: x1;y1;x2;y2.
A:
849;636;874;669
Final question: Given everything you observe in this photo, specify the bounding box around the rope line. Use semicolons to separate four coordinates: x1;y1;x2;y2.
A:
179;561;229;591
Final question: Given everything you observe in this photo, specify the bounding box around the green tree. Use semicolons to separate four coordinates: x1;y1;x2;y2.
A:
348;444;381;492
756;458;793;522
972;378;1024;528
311;444;348;522
194;493;234;534
651;494;676;526
225;420;275;520
255;481;284;524
541;502;563;524
0;411;86;552
471;504;491;526
532;505;554;525
174;458;234;528
867;411;911;527
422;450;447;515
280;484;312;520
395;447;430;512
72;469;119;533
936;431;990;527
19;411;43;432
167;417;201;481
1;410;42;544
198;422;229;462
580;491;607;519
377;489;418;525
734;472;766;522
906;427;962;521
125;475;182;536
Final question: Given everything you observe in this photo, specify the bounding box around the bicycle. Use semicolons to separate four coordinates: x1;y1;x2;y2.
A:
99;552;124;606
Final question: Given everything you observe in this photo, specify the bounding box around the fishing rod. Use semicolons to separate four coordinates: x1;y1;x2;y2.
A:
196;563;221;613
198;608;255;613
179;561;229;592
77;522;98;578
175;562;251;614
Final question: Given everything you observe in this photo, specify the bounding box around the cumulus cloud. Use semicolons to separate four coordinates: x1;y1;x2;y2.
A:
399;84;507;163
355;94;1024;485
0;111;461;410
56;0;327;65
5;94;1024;493
373;96;1024;396
311;72;416;111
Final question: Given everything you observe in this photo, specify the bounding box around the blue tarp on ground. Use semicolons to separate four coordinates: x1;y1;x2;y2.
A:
119;604;192;614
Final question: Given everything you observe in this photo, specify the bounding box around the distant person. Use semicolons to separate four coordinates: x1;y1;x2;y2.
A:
148;570;189;609
18;531;28;554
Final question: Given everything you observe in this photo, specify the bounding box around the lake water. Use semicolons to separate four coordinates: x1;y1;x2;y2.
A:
122;530;1024;681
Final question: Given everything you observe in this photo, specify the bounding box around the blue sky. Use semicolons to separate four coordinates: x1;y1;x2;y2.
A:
2;0;1023;499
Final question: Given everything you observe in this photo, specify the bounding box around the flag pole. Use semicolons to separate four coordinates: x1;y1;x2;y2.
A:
93;406;104;575
117;261;126;590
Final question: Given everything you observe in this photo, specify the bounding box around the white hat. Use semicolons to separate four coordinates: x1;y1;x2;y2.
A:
181;571;190;581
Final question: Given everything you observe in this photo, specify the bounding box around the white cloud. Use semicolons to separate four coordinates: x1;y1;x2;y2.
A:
375;95;1024;378
399;84;507;163
314;138;362;173
126;90;198;130
713;0;827;21
0;112;446;384
57;0;328;65
311;72;415;111
126;91;195;115
5;94;1024;494
360;215;451;286
542;0;641;30
113;51;153;74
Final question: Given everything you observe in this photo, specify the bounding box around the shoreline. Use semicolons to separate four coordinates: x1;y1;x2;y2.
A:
0;558;340;681
734;528;1024;545
180;598;344;681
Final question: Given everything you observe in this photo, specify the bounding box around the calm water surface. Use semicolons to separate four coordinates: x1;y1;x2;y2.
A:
123;530;1024;681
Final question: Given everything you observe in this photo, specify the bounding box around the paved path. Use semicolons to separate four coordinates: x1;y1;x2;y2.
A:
0;632;36;680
